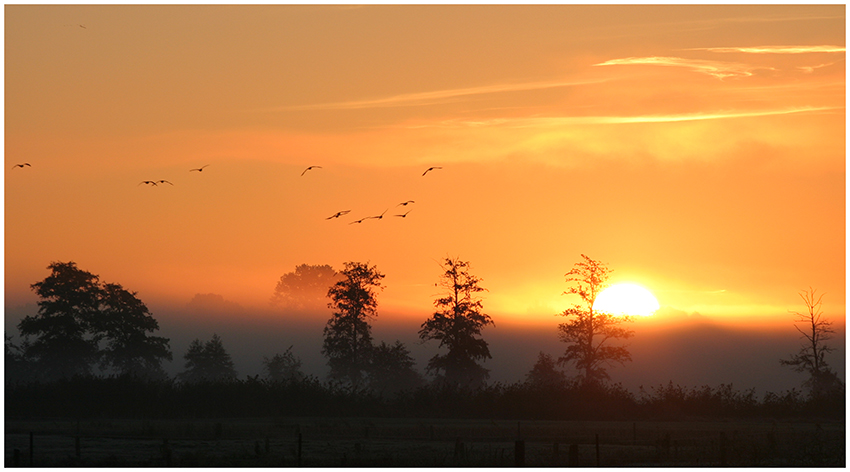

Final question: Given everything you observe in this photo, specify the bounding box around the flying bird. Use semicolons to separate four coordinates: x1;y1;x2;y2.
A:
367;209;388;220
326;210;351;220
139;180;158;186
157;180;174;186
190;165;210;172
301;166;322;176
395;210;412;218
11;163;31;169
349;218;367;225
397;200;415;206
422;166;442;176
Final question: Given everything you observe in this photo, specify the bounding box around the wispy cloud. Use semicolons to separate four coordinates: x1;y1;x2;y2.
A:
797;62;842;73
686;45;845;54
261;79;607;112
594;56;765;79
419;106;840;129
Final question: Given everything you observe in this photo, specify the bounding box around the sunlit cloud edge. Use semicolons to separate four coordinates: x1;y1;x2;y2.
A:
594;56;764;79
685;45;845;54
254;78;609;112
417;106;842;129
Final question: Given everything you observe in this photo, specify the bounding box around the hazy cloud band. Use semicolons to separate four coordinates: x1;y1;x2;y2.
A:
261;79;608;112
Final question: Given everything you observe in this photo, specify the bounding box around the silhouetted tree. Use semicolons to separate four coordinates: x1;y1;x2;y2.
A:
419;257;493;389
368;340;424;395
557;255;634;386
179;334;237;382
780;288;843;397
525;352;567;389
5;333;31;384
322;261;384;389
96;283;172;380
262;345;304;382
271;264;341;310
19;261;103;381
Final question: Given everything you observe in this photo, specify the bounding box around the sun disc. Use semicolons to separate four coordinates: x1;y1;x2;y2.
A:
593;283;660;317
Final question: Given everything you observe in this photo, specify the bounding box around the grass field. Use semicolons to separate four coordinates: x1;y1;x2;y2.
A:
5;416;844;467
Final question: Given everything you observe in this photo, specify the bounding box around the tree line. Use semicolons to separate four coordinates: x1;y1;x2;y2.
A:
6;256;844;409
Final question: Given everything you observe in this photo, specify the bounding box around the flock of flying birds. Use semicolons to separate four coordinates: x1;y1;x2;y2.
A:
12;161;442;224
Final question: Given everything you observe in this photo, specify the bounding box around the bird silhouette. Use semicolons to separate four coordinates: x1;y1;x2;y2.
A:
395;210;412;218
349;218;367;225
11;163;31;169
367;209;388;220
139;180;158;186
190;165;210;172
301;166;322;176
157;180;174;186
326;210;351;220
422;166;442;176
397;200;415;206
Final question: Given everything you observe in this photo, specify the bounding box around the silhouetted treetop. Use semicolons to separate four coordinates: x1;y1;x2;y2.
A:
20;262;106;380
557;255;634;387
419;257;493;389
18;261;172;382
97;283;172;380
323;261;385;389
780;287;843;398
271;264;341;310
179;333;237;383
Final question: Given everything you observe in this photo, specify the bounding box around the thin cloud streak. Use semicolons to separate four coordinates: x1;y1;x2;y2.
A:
595;56;763;79
259;79;609;112
687;45;845;54
421;106;840;129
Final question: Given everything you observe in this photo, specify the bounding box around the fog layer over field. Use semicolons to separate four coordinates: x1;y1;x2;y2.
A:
6;294;844;395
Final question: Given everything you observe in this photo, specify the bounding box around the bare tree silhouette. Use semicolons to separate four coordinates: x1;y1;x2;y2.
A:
781;288;843;397
557;255;634;387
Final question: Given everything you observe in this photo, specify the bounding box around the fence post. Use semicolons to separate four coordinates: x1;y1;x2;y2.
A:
719;432;727;467
553;442;559;464
595;433;600;467
454;438;465;461
162;438;172;467
297;432;303;467
515;440;525;467
568;444;578;467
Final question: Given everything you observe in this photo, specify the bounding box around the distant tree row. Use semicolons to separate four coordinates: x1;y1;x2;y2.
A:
7;256;843;404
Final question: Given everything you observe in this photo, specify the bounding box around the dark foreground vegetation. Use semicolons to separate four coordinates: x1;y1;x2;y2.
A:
6;375;845;466
5;374;845;421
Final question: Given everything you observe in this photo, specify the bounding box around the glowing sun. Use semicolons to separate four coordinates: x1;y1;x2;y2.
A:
593;283;660;317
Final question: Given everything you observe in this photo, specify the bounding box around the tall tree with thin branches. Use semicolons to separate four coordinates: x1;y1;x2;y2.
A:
780;287;842;396
419;257;493;388
557;254;634;386
322;261;385;389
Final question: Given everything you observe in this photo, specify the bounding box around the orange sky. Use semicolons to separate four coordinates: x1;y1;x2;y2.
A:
5;5;846;337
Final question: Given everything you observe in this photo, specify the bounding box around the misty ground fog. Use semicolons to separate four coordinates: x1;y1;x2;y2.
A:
6;294;844;396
